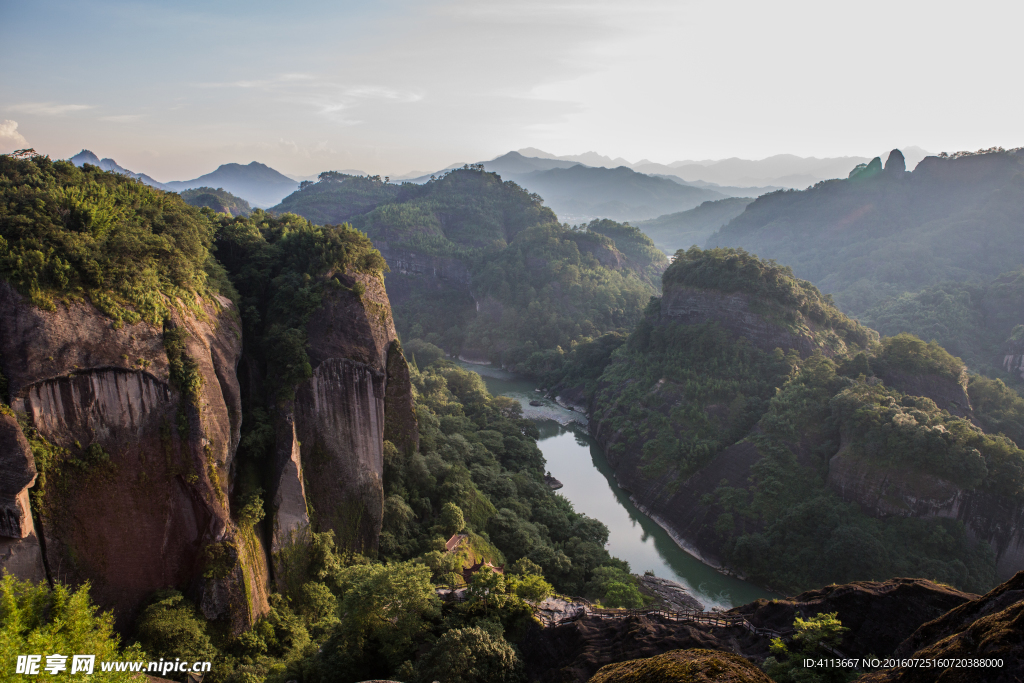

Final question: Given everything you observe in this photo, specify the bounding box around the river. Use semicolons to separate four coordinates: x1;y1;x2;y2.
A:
458;361;775;609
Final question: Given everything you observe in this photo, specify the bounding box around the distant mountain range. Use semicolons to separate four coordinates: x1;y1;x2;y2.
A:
636;197;754;254
69;150;299;207
68;150;167;189
162;162;298;208
499;163;725;223
516;146;933;189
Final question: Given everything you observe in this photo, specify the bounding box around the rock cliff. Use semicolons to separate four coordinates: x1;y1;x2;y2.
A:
659;285;852;358
0;280;269;632
828;440;1024;581
0;412;46;582
269;270;418;584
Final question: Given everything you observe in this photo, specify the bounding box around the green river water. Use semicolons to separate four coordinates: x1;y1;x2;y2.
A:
457;361;776;609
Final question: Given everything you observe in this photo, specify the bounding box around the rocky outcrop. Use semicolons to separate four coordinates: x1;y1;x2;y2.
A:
875;366;972;418
731;578;976;659
588;649;772;683
828;444;1024;581
376;243;472;291
884;149;907;175
0;281;268;632
860;571;1024;683
0;413;46;582
637;575;704;611
659;286;845;357
521;614;766;683
269;270;418;581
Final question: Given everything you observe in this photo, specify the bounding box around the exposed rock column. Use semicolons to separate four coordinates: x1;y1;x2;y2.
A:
0;414;46;582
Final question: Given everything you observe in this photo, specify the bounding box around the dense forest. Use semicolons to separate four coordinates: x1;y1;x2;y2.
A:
0;156;647;683
707;149;1024;313
181;186;253;217
540;248;1024;595
273;166;668;368
636;197;752;254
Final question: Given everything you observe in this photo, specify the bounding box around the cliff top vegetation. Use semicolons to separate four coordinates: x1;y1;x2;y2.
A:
663;247;874;348
0;154;228;326
180;186;252;217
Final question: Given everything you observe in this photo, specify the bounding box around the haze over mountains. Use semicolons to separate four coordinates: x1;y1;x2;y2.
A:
68;145;922;224
518;146;933;188
70;150;299;207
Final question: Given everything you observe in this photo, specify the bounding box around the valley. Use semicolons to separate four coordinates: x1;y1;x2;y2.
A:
2;146;1023;683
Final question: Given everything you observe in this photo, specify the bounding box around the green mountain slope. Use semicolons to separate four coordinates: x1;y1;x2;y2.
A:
180;186;252;217
506;164;724;222
544;247;1024;595
637;197;753;254
707;148;1024;316
278;166;668;367
272;172;403;225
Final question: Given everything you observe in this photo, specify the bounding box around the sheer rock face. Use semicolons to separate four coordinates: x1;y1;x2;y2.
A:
270;271;418;583
875;366;973;418
0;414;46;582
659;286;840;358
827;441;1024;581
0;281;269;632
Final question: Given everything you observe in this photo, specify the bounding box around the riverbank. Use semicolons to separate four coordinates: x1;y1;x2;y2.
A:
456;361;774;608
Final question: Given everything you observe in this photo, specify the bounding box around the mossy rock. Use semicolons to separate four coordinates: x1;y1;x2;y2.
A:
588;648;771;683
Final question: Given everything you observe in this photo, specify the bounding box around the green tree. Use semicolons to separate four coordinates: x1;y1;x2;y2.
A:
762;612;853;683
0;574;147;682
333;561;440;669
439;501;466;537
602;582;643;609
414;626;523;683
507;574;553;603
132;590;218;664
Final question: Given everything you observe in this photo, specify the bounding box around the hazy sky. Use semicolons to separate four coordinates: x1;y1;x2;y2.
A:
1;0;1021;179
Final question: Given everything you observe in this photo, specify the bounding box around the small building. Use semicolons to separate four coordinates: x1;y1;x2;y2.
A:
445;533;468;552
461;560;504;585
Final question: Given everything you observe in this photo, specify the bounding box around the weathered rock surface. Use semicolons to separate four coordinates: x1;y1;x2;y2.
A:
588;648;772;683
730;578;976;660
875;366;972;418
859;571;1024;683
522;577;985;683
534;596;589;626
828;440;1024;581
270;270;418;580
0;413;46;582
659;286;848;358
637;575;704;611
0;282;269;631
0;413;38;540
521;614;764;683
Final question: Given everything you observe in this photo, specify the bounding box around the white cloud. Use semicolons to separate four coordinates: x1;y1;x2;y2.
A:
8;102;95;116
0;120;29;153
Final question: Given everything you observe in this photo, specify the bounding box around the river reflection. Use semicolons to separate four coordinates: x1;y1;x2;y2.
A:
457;361;776;609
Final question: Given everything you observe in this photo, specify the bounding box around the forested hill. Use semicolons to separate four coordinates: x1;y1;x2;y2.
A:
272;171;403;225
272;166;668;367
707;148;1024;316
543;247;1024;595
637;197;753;254
180;186;252;217
504;164;724;223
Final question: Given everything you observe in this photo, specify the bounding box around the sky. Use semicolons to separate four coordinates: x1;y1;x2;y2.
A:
1;0;1021;180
